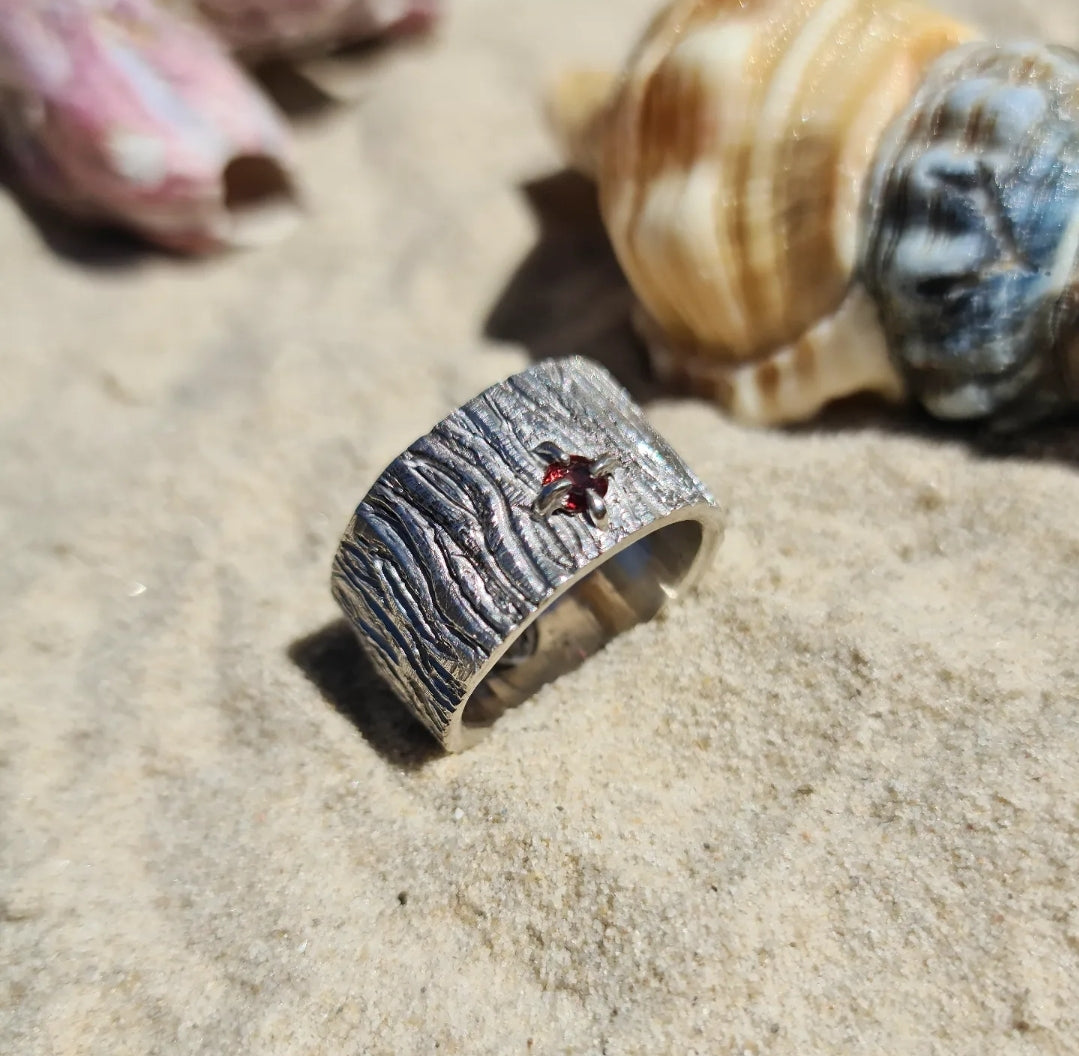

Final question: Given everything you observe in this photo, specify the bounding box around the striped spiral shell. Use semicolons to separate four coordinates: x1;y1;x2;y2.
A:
549;0;1079;427
549;0;975;424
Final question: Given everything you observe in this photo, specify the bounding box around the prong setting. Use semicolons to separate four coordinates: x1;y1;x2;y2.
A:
534;475;575;517
587;453;619;479
532;440;570;463
532;441;619;529
585;488;610;530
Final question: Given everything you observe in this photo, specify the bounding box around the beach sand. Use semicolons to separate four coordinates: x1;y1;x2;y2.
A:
2;0;1078;1052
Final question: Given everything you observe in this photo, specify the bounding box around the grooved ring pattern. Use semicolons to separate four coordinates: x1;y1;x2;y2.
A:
331;357;722;750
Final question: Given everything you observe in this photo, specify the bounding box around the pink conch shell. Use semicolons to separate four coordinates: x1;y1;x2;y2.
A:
195;0;441;59
0;0;301;252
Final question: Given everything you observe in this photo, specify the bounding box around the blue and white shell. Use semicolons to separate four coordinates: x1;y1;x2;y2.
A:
862;41;1079;424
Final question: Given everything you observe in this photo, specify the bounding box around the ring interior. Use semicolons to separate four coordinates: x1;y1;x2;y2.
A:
459;517;708;737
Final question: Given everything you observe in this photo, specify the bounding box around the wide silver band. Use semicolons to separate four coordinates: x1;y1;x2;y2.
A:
331;357;722;751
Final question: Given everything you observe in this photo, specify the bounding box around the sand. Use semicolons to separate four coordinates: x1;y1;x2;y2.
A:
3;0;1079;1052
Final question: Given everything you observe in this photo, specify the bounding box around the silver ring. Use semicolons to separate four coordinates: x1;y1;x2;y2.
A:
331;357;722;751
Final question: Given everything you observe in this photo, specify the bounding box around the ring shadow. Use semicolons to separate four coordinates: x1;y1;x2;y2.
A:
288;619;441;769
485;168;1079;470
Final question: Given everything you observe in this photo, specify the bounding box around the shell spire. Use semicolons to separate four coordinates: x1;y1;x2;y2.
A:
546;69;619;179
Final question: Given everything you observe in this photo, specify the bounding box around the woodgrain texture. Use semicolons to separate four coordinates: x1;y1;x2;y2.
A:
332;358;714;743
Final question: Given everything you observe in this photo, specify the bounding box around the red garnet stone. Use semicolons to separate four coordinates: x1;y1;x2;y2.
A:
541;455;609;515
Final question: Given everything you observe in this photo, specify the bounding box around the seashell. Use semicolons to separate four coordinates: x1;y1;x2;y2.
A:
0;0;301;253
194;0;441;61
862;41;1079;425
548;0;979;425
551;0;1079;428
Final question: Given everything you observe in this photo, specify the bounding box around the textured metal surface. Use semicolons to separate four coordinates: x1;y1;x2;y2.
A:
331;357;721;749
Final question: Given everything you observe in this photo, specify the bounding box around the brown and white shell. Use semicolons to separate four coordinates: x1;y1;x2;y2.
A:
549;0;978;425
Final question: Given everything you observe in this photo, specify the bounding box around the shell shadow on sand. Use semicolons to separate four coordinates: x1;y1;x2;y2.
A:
484;168;1079;470
483;170;661;406
0;145;155;268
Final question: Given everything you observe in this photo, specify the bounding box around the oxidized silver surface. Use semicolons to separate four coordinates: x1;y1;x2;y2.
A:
331;357;722;751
